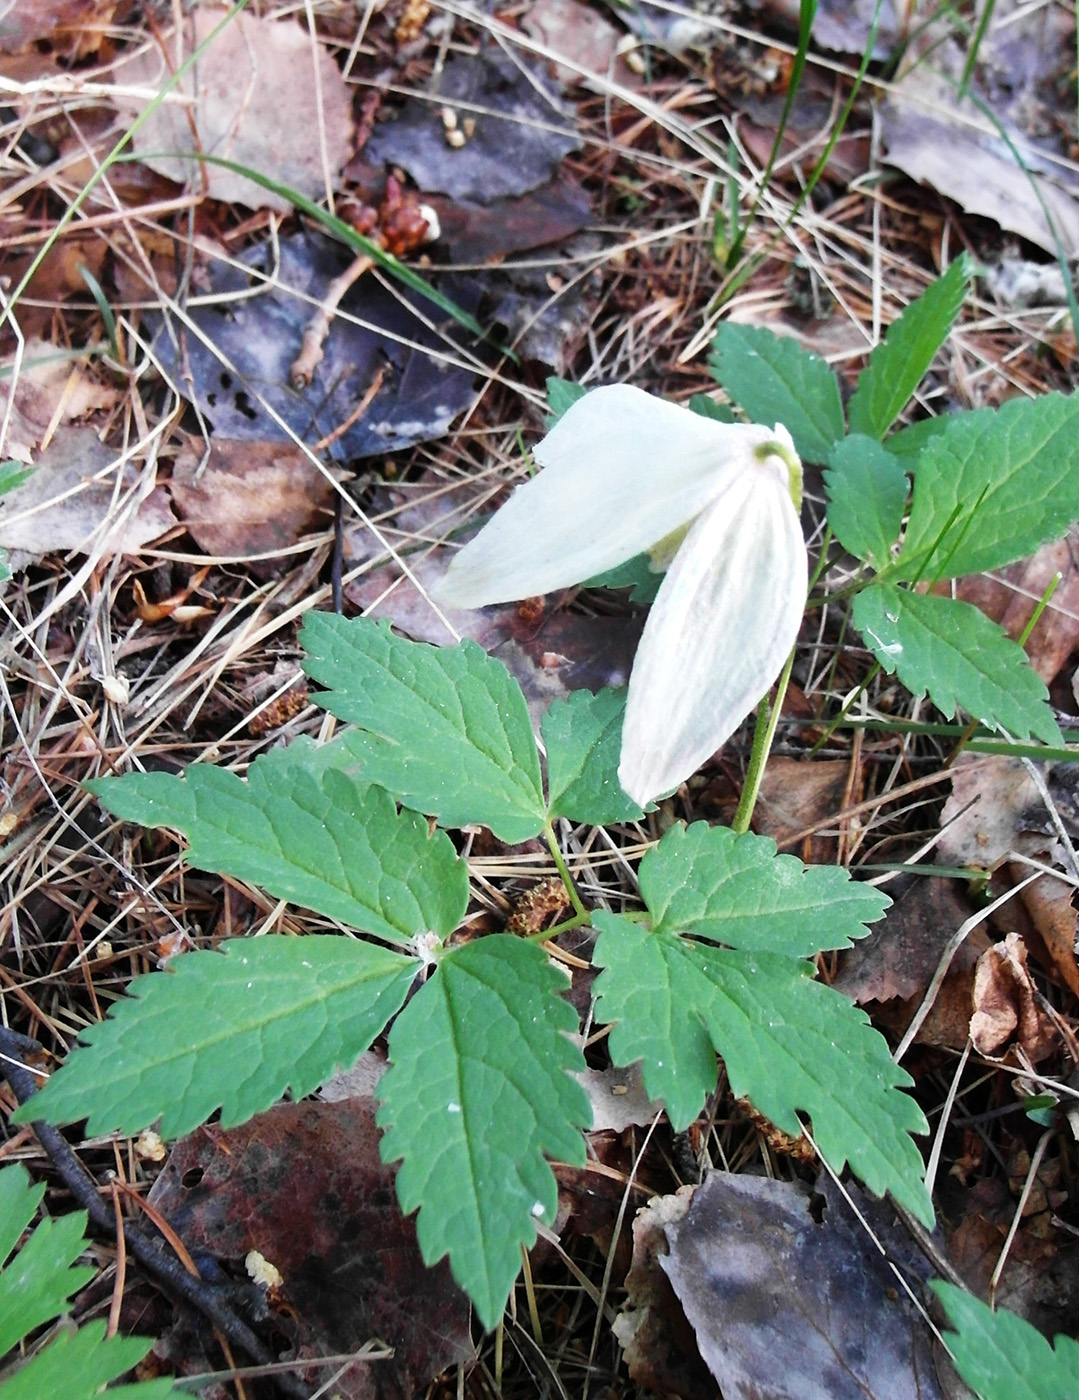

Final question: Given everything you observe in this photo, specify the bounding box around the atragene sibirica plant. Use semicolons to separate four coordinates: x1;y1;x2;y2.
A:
436;383;807;801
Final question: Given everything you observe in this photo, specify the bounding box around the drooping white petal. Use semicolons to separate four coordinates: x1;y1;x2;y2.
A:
618;454;807;806
436;385;786;608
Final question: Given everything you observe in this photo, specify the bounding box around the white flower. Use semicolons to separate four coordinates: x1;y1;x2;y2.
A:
435;385;807;806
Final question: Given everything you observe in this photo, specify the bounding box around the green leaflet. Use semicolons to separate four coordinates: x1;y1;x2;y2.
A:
592;912;932;1226
20;937;416;1138
883;413;953;463
932;1283;1079;1400
377;936;589;1329
708;322;845;463
640;822;889;957
848;255;972;440
542;687;645;825
687;393;736;424
545;375;588;426
854;584;1062;746
0;1169;93;1358
894;392;1079;581
582;552;663;604
88;742;467;945
0;1165;173;1399
824;434;908;570
0;1322;173;1400
301;614;546;842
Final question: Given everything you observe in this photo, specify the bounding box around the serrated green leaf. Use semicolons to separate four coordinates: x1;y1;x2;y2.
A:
1;1319;172;1400
825;434;908;570
582;552;663;604
301;614;546;843
542;687;645;825
378;935;589;1329
854;583;1062;745
894;392;1079;581
0;1165;173;1400
640;822;889;957
87;742;466;945
883;414;953;462
0;1166;93;1358
848;255;972;439
708;323;845;463
687;393;736;423
20;936;416;1137
932;1282;1079;1400
592;912;931;1225
545;376;587;426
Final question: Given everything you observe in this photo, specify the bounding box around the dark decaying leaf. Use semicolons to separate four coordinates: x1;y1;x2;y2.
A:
153;231;482;462
427;177;592;262
365;51;580;203
661;1173;945;1400
148;1098;474;1400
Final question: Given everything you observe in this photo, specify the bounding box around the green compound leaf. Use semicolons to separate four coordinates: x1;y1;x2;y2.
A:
824;434;908;570
640;822;889;957
854;583;1062;746
883;414;954;463
932;1283;1079;1400
378;935;589;1330
708;323;845;463
0;1165;173;1400
542;687;645;825
20;936;416;1138
687;393;736;424
848;254;972;440
894;392;1079;581
88;742;466;946
301;613;546;843
592;913;931;1226
545;375;587;426
0;1166;93;1358
582;552;663;604
0;1320;173;1400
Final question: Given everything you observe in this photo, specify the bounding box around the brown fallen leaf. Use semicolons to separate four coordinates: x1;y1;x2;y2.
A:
936;757;1079;997
111;7;354;211
0;0;119;54
0;426;175;569
522;0;627;89
881;22;1079;256
949;1176;1079;1338
170;439;337;568
660;1173;945;1400
970;931;1058;1062
148;1097;474;1400
0;339;119;464
937;756;1049;870
1008;865;1079;1000
752;756;850;863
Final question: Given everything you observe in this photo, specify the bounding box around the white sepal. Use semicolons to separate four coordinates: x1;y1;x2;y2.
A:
617;456;807;806
435;385;785;608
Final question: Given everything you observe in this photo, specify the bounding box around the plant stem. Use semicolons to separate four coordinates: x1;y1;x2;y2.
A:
544;821;589;919
732;647;796;834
